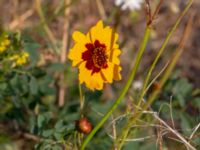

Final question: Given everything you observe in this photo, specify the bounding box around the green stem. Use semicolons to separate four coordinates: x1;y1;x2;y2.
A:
115;0;193;149
35;0;60;54
137;0;193;107
12;69;32;77
80;27;151;150
117;21;192;148
146;9;193;110
79;83;84;116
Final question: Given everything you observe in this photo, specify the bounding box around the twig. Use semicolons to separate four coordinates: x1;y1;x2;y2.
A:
152;0;164;18
138;0;166;106
58;0;71;107
95;0;107;20
146;0;164;26
144;60;170;94
23;133;41;142
35;0;59;54
153;113;196;150
111;115;117;150
156;120;163;150
189;122;200;140
169;96;175;129
78;83;84;116
108;133;155;142
9;9;34;30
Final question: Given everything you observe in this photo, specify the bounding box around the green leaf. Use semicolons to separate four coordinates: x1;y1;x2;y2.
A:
0;83;7;91
37;115;46;128
29;77;38;95
24;42;40;66
173;78;193;97
29;116;37;134
37;112;51;129
173;78;193;107
124;142;139;150
42;129;53;138
21;75;29;93
177;94;185;107
53;132;63;140
0;101;12;114
192;97;200;108
55;120;65;131
39;75;55;95
51;145;62;150
180;113;191;136
47;62;65;72
10;74;20;94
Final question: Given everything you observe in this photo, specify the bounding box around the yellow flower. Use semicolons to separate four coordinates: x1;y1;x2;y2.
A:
68;20;122;90
10;52;29;66
16;52;29;65
0;36;10;53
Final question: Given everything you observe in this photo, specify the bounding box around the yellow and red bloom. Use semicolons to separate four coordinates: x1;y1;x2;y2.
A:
68;20;122;90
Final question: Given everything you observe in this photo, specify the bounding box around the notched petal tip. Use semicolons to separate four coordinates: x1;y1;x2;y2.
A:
96;20;104;28
84;79;104;91
72;31;87;42
113;65;122;81
101;62;114;83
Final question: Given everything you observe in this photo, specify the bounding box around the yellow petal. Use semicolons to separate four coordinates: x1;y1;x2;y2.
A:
89;20;104;43
113;65;122;81
72;31;89;43
110;48;121;65
79;62;104;90
89;20;119;54
68;43;86;66
101;62;114;83
69;31;91;66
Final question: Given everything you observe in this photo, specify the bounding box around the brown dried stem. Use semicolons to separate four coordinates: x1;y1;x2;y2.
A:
95;0;107;20
58;0;71;107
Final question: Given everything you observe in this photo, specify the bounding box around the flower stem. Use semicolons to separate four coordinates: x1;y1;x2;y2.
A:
80;26;151;150
116;13;193;149
115;0;193;149
147;10;193;109
137;0;193;107
79;83;84;117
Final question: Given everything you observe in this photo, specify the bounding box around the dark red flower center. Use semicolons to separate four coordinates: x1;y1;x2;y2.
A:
82;40;108;75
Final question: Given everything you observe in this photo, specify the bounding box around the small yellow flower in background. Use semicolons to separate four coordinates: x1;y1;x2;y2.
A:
68;20;122;90
10;52;29;66
15;52;29;65
0;35;10;53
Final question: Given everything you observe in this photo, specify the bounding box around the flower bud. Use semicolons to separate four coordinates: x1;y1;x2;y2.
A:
75;118;92;134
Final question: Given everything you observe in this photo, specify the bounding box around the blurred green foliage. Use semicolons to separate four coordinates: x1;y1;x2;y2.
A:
0;33;200;150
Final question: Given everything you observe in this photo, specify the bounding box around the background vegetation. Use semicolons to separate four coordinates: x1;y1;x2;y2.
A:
0;0;200;150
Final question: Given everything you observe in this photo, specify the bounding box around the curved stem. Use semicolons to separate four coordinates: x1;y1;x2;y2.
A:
80;26;151;150
115;0;193;149
137;0;193;107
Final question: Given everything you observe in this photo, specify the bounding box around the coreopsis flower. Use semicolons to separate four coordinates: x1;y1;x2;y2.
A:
0;35;10;53
68;20;122;90
115;0;143;11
